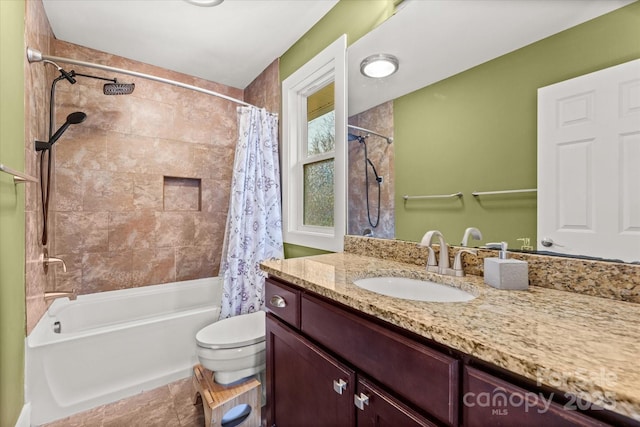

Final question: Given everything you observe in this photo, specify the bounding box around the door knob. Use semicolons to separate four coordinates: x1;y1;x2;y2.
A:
541;237;554;247
354;392;370;410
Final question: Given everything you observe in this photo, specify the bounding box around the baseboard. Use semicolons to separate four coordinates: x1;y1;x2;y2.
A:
15;402;31;427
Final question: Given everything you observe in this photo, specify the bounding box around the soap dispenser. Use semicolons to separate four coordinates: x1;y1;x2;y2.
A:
483;242;528;290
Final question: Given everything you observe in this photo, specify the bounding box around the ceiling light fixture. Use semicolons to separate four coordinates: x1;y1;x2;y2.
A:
360;54;399;79
183;0;224;7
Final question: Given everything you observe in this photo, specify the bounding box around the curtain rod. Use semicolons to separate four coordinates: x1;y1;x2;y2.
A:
27;47;257;109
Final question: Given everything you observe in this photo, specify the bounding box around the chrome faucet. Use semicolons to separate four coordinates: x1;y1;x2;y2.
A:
44;290;77;301
460;227;482;247
419;230;450;274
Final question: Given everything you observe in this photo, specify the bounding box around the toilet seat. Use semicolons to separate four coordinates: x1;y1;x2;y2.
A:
196;310;265;349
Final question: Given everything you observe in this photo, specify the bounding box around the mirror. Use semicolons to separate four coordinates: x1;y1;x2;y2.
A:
346;0;639;263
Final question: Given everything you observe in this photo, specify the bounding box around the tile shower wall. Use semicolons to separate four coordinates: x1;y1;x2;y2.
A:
50;41;243;295
25;0;57;333
348;101;395;239
23;0;280;328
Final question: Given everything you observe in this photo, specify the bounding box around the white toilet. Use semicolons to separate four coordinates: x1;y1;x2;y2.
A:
195;310;266;385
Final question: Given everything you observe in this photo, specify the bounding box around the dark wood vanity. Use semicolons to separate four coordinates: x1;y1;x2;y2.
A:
264;276;638;427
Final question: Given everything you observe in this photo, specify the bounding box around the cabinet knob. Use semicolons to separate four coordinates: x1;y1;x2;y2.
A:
333;379;347;395
269;295;287;308
354;392;370;410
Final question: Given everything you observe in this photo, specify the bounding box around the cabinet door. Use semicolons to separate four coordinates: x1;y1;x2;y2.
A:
463;366;611;427
301;294;459;426
355;377;437;427
266;313;356;427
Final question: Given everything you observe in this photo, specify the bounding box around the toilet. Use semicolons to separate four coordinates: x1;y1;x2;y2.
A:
195;310;266;385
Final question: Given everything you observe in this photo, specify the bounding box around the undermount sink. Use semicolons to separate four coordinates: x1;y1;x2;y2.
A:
353;277;476;302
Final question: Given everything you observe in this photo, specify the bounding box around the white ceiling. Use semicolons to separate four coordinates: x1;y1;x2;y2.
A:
348;0;635;116
42;0;339;89
42;0;635;102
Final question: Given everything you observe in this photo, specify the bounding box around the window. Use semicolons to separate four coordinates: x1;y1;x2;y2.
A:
282;35;347;252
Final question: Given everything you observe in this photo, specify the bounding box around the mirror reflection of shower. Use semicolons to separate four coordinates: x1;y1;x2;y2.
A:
347;124;393;237
34;59;135;245
348;133;381;229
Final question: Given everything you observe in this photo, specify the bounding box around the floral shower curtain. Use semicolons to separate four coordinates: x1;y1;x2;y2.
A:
220;106;283;318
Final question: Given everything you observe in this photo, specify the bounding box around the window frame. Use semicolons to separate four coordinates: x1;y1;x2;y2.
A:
282;35;347;252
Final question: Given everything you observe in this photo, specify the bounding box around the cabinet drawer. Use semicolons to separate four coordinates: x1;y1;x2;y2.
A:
265;278;300;328
356;377;437;427
463;366;611;427
301;294;459;427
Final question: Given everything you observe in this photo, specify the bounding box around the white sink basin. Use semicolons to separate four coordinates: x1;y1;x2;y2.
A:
353;277;476;302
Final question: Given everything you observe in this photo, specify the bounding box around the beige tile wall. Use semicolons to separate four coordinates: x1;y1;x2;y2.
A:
25;0;57;334
348;101;395;238
23;0;280;330
49;40;243;295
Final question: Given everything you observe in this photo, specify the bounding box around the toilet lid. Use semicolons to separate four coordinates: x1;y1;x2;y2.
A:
196;310;266;349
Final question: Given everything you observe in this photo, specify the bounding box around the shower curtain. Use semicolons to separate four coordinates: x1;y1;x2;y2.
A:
220;106;283;318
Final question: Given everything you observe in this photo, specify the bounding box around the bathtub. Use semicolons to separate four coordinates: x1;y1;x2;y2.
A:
27;277;222;425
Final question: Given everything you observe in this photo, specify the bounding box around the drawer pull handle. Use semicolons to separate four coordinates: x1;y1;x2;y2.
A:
354;392;370;410
333;379;347;395
270;295;287;308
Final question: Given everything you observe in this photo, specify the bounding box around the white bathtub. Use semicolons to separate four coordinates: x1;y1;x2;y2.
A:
27;277;222;425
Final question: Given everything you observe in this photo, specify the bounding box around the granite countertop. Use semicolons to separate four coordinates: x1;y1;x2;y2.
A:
261;252;640;421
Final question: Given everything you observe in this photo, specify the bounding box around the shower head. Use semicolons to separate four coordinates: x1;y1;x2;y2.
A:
104;82;135;95
35;111;87;151
49;111;86;144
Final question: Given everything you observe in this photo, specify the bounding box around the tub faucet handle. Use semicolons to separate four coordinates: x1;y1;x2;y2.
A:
42;250;67;273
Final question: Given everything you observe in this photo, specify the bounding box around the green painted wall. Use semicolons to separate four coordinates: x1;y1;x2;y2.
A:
395;2;640;247
0;0;26;425
280;0;395;257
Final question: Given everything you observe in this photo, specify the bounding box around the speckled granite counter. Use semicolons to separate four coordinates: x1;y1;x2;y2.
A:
261;252;640;421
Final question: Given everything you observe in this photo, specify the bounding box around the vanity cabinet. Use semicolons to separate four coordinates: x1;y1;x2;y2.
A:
463;367;610;427
265;276;629;427
266;314;355;427
265;278;451;426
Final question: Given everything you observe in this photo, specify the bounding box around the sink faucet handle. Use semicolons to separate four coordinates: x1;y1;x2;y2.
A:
425;247;437;271
453;249;478;277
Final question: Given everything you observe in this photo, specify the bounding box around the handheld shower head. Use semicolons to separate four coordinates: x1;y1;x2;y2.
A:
35;111;87;151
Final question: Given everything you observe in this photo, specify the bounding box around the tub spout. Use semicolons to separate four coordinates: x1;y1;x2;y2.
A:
44;290;77;302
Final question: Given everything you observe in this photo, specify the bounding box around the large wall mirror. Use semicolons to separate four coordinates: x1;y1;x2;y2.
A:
346;0;640;263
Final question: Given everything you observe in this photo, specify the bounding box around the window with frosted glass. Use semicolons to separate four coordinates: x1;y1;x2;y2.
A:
303;158;335;226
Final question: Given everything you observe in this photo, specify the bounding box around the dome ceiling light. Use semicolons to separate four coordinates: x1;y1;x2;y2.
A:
183;0;224;7
360;53;399;79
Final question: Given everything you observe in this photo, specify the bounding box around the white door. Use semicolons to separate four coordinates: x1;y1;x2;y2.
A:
538;59;640;262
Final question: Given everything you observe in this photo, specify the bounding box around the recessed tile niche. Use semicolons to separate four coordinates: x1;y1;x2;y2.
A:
163;176;202;211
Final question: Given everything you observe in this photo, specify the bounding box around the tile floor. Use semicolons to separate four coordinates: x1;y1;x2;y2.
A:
43;377;207;427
